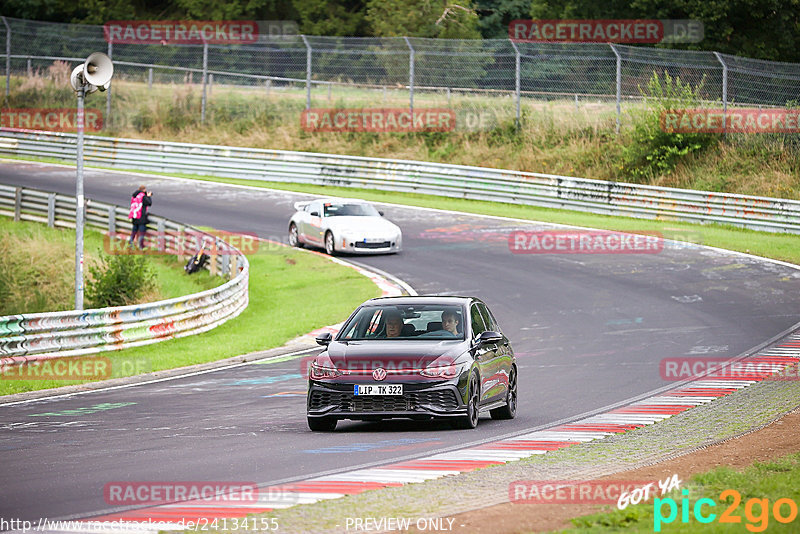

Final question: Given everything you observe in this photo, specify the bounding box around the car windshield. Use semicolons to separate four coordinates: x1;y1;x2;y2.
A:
324;203;380;217
339;304;466;341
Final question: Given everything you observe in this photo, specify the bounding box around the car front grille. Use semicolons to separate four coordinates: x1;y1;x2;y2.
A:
354;241;391;249
309;389;460;412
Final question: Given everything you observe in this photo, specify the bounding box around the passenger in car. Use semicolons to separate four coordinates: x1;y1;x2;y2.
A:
442;309;461;336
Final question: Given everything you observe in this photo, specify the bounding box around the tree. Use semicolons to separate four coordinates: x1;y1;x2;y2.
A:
366;0;482;39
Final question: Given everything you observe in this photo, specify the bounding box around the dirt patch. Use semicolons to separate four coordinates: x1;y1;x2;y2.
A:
437;408;800;533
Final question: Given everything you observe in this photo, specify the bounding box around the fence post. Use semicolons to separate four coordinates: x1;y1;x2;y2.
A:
14;186;21;221
201;42;208;123
713;52;728;135
609;44;621;134
209;73;213;95
265;78;271;96
107;205;116;234
27;57;31;76
105;41;112;129
404;37;414;114
2;17;10;98
509;39;521;127
48;193;56;227
148;67;153;88
301;35;311;110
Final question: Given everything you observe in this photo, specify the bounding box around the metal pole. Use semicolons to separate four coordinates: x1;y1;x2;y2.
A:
105;41;112;129
148;67;153;88
2;17;10;99
75;85;86;310
201;42;208;123
713;52;728;134
301;35;311;110
404;37;414;114
509;39;521;127
610;44;621;134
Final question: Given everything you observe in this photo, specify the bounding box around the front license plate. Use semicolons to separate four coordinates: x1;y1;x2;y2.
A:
354;384;403;395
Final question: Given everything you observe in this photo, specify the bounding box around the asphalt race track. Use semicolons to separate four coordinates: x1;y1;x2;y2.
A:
2;161;799;522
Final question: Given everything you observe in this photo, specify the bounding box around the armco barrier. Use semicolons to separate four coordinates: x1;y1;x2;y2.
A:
1;129;798;234
0;184;249;363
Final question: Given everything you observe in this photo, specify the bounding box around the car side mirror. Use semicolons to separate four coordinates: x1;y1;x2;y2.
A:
476;331;503;345
316;332;332;346
310;211;319;217
378;210;384;216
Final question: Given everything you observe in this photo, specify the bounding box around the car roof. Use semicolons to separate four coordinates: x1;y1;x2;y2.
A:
361;295;478;307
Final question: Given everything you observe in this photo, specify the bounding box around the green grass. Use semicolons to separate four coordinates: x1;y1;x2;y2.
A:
0;218;380;396
0;215;221;315
565;451;800;533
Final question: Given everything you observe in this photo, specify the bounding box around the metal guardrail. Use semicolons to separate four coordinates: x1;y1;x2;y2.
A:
1;129;798;234
0;183;249;363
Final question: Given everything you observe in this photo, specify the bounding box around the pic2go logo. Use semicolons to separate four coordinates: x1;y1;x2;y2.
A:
654;489;799;532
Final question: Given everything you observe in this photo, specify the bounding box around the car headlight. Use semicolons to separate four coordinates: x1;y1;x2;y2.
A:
419;363;462;379
310;355;342;379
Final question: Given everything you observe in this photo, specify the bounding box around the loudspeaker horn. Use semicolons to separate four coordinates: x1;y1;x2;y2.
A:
83;52;114;87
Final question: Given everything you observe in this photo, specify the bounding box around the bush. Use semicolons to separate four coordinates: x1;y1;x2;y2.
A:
86;252;156;308
621;71;720;181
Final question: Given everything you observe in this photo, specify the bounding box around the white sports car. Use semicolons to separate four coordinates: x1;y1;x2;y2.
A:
288;198;403;255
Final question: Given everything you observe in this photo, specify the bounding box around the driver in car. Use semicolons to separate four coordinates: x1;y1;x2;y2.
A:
385;311;405;338
442;309;460;336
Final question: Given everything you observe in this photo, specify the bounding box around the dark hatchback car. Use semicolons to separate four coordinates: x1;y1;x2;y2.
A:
306;296;517;431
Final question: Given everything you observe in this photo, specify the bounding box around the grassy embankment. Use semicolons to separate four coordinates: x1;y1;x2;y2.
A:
565;452;800;533
2;66;798;200
0;216;379;395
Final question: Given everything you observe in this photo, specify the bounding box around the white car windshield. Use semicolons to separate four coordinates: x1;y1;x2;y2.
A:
339;305;465;341
324;203;380;217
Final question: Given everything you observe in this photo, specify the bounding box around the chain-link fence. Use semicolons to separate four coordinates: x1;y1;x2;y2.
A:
1;16;799;132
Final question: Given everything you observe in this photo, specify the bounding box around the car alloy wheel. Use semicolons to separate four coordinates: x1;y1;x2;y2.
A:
289;223;302;248
325;231;335;255
491;366;517;420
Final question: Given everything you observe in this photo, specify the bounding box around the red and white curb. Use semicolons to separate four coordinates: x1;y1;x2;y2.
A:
56;334;800;533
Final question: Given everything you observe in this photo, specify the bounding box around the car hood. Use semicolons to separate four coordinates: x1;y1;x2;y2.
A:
326;216;400;236
326;340;465;370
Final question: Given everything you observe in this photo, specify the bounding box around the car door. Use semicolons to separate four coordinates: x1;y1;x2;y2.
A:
470;303;496;404
478;303;510;403
304;201;324;246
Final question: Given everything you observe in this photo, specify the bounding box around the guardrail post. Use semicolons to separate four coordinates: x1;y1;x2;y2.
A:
107;205;116;234
157;219;166;253
609;44;621;134
201;42;208;123
2;17;10;98
222;248;230;277
105;41;112;130
301;35;311;110
404;37;415;114
47;193;56;227
713;52;728;135
14;186;21;221
509;39;521;128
